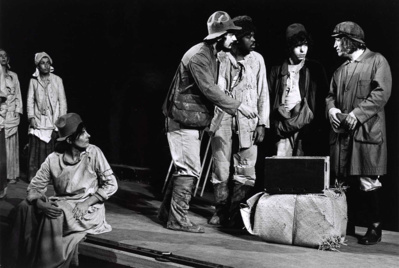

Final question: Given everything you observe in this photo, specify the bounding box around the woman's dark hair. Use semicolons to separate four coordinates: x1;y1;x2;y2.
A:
339;36;366;54
286;31;313;51
54;123;85;153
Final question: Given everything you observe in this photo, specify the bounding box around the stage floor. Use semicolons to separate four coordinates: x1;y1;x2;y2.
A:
1;179;398;268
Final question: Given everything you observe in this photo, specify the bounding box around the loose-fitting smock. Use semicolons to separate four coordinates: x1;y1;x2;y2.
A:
4;70;23;180
0;66;7;194
8;144;118;268
27;73;67;181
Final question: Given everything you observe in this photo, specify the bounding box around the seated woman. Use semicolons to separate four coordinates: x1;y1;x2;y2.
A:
7;113;118;268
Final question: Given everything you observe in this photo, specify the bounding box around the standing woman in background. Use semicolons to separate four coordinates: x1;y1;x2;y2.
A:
0;49;23;185
0;58;8;198
27;52;67;181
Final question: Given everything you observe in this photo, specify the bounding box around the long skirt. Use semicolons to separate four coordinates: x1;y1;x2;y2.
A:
6;200;85;268
6;131;20;180
27;132;56;181
0;130;7;193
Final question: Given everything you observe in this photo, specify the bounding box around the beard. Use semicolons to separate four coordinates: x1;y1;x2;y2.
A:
237;43;252;56
215;38;231;52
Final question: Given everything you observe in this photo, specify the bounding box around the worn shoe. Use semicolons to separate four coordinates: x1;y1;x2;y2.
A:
8;179;17;184
208;207;228;226
167;221;204;233
209;213;225;226
359;223;382;245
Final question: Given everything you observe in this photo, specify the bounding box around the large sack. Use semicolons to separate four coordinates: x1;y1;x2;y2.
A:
241;190;347;248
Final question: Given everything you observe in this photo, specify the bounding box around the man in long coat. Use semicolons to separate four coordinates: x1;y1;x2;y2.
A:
326;21;392;245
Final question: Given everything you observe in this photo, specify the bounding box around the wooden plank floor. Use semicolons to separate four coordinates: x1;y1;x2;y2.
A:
1;179;398;268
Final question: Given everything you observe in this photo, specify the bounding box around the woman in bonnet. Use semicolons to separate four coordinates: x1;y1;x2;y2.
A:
27;52;67;181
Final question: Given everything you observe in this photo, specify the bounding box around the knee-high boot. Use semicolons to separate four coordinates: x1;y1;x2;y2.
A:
227;182;252;228
167;176;204;233
208;181;229;225
157;176;174;224
359;189;382;245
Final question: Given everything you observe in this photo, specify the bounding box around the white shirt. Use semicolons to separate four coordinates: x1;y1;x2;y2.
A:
284;60;305;111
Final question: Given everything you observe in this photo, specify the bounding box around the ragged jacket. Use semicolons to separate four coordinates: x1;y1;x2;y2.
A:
163;42;240;131
326;49;392;176
27;73;67;129
213;51;270;148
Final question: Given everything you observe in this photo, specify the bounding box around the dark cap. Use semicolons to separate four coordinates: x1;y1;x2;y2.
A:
55;113;83;141
331;21;365;44
232;16;256;39
286;23;307;40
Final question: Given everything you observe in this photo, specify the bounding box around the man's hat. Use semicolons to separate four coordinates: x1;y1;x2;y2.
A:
204;11;241;40
55;113;83;141
331;21;365;44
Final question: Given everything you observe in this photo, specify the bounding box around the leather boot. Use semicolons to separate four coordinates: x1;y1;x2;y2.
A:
359;189;382;245
157;176;174;224
227;182;252;228
208;181;229;225
359;222;382;245
167;176;204;233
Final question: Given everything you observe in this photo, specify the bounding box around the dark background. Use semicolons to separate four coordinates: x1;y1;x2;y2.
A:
1;0;398;231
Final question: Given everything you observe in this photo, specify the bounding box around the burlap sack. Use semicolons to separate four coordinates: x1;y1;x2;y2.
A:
241;190;347;248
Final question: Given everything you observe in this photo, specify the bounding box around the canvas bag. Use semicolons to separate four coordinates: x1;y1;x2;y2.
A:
277;68;314;136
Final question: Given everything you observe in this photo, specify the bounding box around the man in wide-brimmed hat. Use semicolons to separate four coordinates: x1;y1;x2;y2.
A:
159;11;258;233
326;21;392;245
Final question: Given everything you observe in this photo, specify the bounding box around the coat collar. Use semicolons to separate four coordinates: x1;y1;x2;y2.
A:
355;48;372;62
62;145;93;165
344;48;371;65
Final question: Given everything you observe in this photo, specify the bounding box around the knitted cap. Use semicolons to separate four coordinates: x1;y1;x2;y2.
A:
286;23;307;41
